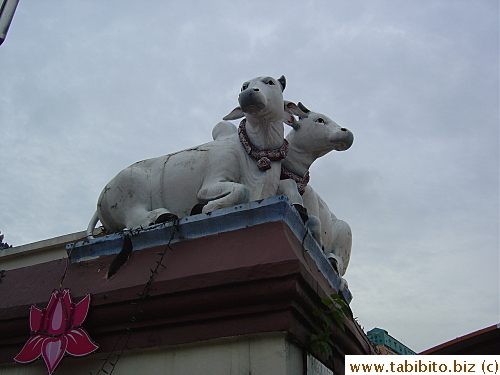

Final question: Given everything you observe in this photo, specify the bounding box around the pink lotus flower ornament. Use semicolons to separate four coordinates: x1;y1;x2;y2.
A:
14;288;99;374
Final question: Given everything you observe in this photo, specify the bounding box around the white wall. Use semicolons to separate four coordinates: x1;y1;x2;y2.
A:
1;333;305;375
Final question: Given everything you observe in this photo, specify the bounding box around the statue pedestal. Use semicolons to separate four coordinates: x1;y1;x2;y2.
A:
0;196;375;375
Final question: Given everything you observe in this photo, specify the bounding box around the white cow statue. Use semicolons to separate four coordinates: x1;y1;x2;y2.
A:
213;102;354;278
87;76;307;238
283;102;354;277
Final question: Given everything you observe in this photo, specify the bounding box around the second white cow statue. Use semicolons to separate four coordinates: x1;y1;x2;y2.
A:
213;102;354;277
282;103;354;277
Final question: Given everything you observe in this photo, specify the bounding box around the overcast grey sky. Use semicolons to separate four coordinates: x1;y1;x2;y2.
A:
0;1;498;353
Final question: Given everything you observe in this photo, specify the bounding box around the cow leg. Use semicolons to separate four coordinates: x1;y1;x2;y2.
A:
278;179;309;223
305;214;323;247
124;207;174;230
198;182;250;213
277;179;303;206
325;216;352;277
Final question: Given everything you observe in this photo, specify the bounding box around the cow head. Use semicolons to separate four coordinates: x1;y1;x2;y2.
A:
287;102;354;158
223;76;306;122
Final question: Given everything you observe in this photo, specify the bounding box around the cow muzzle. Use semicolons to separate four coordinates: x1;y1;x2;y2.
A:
331;129;354;151
239;88;266;115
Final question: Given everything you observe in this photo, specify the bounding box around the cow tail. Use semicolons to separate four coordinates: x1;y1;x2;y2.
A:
86;210;99;240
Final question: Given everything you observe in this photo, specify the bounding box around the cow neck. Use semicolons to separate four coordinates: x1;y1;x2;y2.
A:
238;119;288;172
280;135;317;194
281;138;315;178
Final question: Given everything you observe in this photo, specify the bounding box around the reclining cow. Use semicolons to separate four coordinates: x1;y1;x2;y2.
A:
282;103;354;277
213;103;354;277
87;76;306;238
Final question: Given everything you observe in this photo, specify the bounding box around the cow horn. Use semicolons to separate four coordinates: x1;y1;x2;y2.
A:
297;102;310;114
278;75;286;91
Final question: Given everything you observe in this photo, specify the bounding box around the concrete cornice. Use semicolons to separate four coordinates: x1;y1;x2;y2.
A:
0;196;372;372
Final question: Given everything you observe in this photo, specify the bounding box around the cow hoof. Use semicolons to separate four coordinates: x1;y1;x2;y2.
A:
340;278;349;292
330;258;340;274
155;213;178;224
327;253;345;277
293;204;309;224
190;203;206;215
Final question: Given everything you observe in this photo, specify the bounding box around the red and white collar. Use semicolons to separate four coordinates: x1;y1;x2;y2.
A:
280;165;310;195
238;119;288;171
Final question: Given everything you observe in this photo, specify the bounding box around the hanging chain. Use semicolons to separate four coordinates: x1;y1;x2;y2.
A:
91;220;179;375
60;235;88;288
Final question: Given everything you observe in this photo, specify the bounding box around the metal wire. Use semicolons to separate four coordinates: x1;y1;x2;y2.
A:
91;220;179;375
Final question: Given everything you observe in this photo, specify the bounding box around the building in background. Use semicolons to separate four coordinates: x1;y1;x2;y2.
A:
367;327;416;355
420;324;500;355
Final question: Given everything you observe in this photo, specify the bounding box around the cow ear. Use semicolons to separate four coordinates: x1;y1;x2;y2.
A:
284;116;300;130
284;100;308;118
284;113;296;127
297;102;310;114
223;107;245;120
278;75;286;92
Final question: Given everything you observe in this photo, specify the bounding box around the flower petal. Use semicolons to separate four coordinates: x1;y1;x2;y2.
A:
41;290;60;332
65;328;99;357
61;289;72;315
13;334;45;363
29;305;43;332
46;297;67;336
41;336;67;374
72;294;91;326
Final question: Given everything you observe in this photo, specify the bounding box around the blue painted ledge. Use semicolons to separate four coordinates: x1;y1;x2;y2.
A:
66;195;352;303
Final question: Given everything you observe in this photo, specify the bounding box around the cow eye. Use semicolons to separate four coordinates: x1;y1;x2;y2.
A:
316;118;325;123
263;77;275;85
241;83;249;92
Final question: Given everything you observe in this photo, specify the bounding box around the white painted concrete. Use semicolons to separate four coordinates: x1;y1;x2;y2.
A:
0;231;86;271
1;333;306;375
